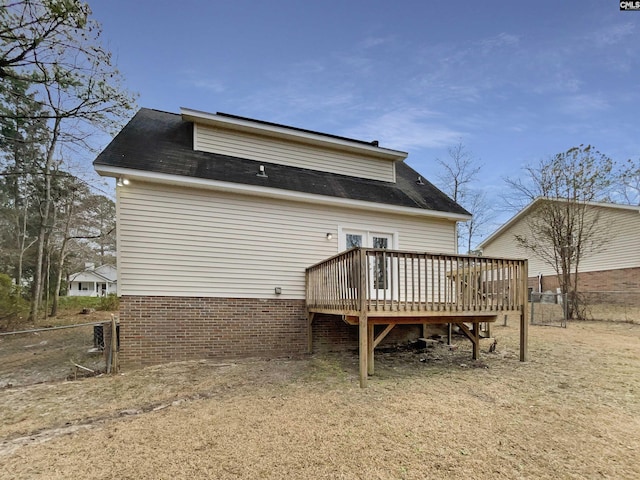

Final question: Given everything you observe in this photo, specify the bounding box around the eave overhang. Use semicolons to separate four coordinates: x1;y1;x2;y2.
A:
96;165;471;222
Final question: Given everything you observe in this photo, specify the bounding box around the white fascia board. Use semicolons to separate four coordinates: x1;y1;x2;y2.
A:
96;165;471;222
180;107;408;162
69;271;110;282
583;200;640;212
477;198;539;250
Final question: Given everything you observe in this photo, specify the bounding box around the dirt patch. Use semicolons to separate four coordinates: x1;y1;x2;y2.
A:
0;321;639;479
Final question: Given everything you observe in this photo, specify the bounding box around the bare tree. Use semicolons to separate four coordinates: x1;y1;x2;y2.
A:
617;158;640;205
435;141;491;252
459;190;493;255
1;1;136;321
505;145;615;319
435;141;481;204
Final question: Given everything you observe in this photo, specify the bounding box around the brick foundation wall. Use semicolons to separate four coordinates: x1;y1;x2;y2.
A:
311;314;446;353
119;296;308;367
527;267;640;293
118;296;443;368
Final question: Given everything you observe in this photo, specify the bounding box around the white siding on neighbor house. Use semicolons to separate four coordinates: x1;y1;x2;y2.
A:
194;124;396;183
117;181;457;298
481;205;640;276
481;217;551;276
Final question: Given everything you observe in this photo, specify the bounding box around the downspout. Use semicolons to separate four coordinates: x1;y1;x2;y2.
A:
538;273;543;293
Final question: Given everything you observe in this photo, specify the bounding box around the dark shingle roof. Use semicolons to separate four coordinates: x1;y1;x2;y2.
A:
94;108;469;216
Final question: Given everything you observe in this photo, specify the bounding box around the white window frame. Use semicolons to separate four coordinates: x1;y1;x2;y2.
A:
337;226;399;252
337;226;399;300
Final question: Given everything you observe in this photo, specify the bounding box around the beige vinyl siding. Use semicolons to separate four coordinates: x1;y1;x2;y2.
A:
481;217;551;276
579;207;640;271
194;124;395;182
117;182;456;298
482;205;640;276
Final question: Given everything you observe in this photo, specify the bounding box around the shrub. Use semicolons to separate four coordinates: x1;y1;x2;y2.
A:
98;294;119;311
0;273;28;331
57;296;102;310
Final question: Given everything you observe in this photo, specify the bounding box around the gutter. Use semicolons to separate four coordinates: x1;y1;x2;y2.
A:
95;165;472;222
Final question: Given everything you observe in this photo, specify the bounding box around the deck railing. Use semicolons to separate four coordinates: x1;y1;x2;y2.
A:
306;248;528;315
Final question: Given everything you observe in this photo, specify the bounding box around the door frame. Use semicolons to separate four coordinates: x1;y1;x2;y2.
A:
337;227;398;300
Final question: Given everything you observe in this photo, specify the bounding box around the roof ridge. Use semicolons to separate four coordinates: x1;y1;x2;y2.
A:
215;111;381;148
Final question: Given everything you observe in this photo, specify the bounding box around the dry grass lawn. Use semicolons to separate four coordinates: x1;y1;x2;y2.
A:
0;321;639;479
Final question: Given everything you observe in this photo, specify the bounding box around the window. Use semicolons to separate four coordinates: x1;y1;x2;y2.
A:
372;236;389;289
339;228;397;297
346;233;363;249
339;228;396;252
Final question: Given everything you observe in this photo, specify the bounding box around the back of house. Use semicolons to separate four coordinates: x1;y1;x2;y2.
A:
94;108;469;367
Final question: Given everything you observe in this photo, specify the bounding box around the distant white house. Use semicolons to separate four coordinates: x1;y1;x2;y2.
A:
67;264;117;297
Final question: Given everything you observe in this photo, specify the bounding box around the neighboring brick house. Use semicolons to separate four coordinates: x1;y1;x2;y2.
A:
478;198;640;294
93;107;471;367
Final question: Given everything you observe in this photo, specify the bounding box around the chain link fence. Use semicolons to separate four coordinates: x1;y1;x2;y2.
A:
530;292;568;327
0;320;116;388
530;290;640;326
577;291;640;324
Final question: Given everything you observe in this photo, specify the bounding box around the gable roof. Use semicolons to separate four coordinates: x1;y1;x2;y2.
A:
478;197;640;249
69;270;116;284
94;108;469;219
93;264;117;282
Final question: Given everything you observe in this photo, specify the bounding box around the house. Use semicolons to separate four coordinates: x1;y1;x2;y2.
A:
67;263;117;297
93;108;529;384
478;198;640;294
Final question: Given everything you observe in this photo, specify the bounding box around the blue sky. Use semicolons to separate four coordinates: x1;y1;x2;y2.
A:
89;0;640;236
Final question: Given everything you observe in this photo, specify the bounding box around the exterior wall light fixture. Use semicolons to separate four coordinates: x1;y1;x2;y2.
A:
117;178;130;187
326;233;333;240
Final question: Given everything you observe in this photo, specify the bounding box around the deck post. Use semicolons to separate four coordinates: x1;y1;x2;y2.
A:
472;322;480;360
367;323;375;376
358;248;368;388
359;312;368;387
307;312;315;354
520;260;529;362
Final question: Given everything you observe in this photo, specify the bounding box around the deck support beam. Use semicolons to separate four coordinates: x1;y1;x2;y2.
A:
366;324;397;377
358;248;369;388
455;322;481;360
373;324;395;349
520;261;529;362
359;312;368;388
367;323;374;376
307;312;316;354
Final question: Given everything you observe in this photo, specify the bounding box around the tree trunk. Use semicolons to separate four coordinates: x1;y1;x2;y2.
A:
50;250;65;317
28;118;59;322
50;192;75;317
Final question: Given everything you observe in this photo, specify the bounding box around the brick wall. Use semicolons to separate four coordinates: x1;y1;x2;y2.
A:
119;296;308;367
311;314;445;353
527;267;640;293
118;296;440;367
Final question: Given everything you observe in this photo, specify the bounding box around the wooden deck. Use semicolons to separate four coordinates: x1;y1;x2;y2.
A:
306;248;529;387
